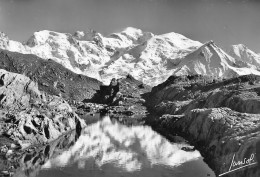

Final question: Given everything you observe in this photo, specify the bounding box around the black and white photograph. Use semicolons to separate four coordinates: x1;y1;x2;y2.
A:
0;0;260;176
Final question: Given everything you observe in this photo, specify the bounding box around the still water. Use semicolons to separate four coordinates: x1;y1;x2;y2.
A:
14;116;215;177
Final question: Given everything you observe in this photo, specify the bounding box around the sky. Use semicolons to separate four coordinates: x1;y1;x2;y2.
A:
0;0;259;52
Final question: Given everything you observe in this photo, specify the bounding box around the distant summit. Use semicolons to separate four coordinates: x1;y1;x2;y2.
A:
172;41;260;79
228;44;260;70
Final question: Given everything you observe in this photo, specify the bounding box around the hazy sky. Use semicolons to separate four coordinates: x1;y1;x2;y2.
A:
0;0;259;52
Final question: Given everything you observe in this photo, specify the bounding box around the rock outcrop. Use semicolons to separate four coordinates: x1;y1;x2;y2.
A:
147;74;260;114
146;74;260;176
90;75;151;120
155;108;260;177
0;69;86;149
5;130;81;177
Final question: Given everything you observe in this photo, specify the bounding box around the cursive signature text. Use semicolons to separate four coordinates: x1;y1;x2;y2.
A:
219;153;258;176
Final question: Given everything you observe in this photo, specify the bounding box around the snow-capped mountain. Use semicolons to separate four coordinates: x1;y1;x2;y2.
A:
171;41;260;79
228;44;260;70
101;36;260;86
101;32;202;86
0;28;153;82
1;28;260;86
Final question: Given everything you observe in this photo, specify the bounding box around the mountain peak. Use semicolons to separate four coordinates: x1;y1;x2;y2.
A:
73;29;100;41
122;27;142;34
231;43;247;50
160;32;190;38
111;27;154;44
74;31;85;38
228;43;260;70
172;40;237;77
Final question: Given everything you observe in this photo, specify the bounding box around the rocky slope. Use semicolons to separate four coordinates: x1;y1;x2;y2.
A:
155;108;260;177
0;48;151;123
1;29;260;87
0;49;101;103
0;69;85;149
145;74;260;176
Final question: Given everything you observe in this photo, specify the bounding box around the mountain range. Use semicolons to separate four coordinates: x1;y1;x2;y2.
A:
1;27;260;86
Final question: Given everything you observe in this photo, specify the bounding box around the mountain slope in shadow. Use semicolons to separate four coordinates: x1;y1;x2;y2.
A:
0;49;101;103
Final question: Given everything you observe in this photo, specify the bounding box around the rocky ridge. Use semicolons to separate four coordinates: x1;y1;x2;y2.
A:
145;74;260;176
173;41;260;79
0;49;101;103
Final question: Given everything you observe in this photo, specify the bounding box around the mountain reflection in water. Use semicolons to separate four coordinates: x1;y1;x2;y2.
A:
13;116;215;177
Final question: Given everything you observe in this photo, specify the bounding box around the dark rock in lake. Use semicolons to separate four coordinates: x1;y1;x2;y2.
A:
88;74;151;119
181;146;195;152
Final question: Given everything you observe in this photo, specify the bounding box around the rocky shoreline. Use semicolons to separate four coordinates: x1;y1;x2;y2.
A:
0;69;86;176
145;74;260;177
